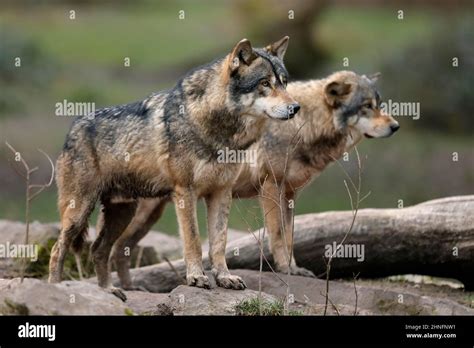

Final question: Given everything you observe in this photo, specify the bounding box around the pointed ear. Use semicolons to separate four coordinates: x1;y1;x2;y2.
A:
367;72;381;82
265;36;289;60
228;38;257;73
324;81;352;107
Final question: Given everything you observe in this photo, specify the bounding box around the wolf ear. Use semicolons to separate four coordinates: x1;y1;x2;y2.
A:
265;36;289;60
324;81;352;107
229;38;257;72
367;72;381;82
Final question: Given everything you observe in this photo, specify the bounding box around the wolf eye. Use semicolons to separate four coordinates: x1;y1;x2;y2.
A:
261;80;270;88
364;103;372;109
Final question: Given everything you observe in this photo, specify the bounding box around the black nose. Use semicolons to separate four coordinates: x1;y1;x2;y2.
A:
288;103;300;116
390;124;400;133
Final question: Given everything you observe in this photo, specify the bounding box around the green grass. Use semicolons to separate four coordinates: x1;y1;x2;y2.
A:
234;297;301;316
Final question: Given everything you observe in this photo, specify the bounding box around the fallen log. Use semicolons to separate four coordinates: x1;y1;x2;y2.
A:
119;195;474;292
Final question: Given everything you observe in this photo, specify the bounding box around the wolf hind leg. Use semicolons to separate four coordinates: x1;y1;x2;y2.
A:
112;198;167;290
91;199;137;300
49;193;97;283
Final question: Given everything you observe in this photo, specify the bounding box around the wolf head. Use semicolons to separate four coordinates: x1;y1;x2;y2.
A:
324;71;399;138
225;37;300;120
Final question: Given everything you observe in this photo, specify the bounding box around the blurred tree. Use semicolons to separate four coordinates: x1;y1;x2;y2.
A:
235;0;329;78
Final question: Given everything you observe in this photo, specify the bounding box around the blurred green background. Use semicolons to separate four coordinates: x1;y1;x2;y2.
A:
0;0;473;236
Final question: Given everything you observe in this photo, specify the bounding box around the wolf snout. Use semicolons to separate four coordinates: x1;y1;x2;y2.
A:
390;123;400;133
288;103;300;116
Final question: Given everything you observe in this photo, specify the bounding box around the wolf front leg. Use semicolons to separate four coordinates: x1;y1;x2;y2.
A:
206;188;246;290
173;186;210;289
260;180;315;277
281;189;315;277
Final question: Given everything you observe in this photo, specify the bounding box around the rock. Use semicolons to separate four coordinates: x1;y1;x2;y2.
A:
3;272;469;316
230;269;474;315
0;220;59;245
168;284;277;315
138;230;182;261
123;290;172;315
0;220;60;278
0;277;281;316
0;278;129;315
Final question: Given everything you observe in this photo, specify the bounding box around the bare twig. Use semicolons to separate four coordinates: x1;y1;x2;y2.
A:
319;290;340;315
5;142;55;283
323;147;365;315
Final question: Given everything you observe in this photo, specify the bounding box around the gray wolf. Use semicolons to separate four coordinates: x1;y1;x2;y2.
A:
48;37;299;297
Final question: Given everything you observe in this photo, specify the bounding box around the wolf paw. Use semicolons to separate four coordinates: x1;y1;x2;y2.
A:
187;274;211;289
290;266;316;278
106;286;127;302
215;273;247;290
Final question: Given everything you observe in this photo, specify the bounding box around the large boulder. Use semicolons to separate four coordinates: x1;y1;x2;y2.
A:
0;278;129;315
0;220;59;278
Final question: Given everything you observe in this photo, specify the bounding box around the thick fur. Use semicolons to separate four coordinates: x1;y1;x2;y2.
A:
48;37;299;293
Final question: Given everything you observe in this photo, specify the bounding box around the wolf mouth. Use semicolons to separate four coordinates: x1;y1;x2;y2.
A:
265;110;295;120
